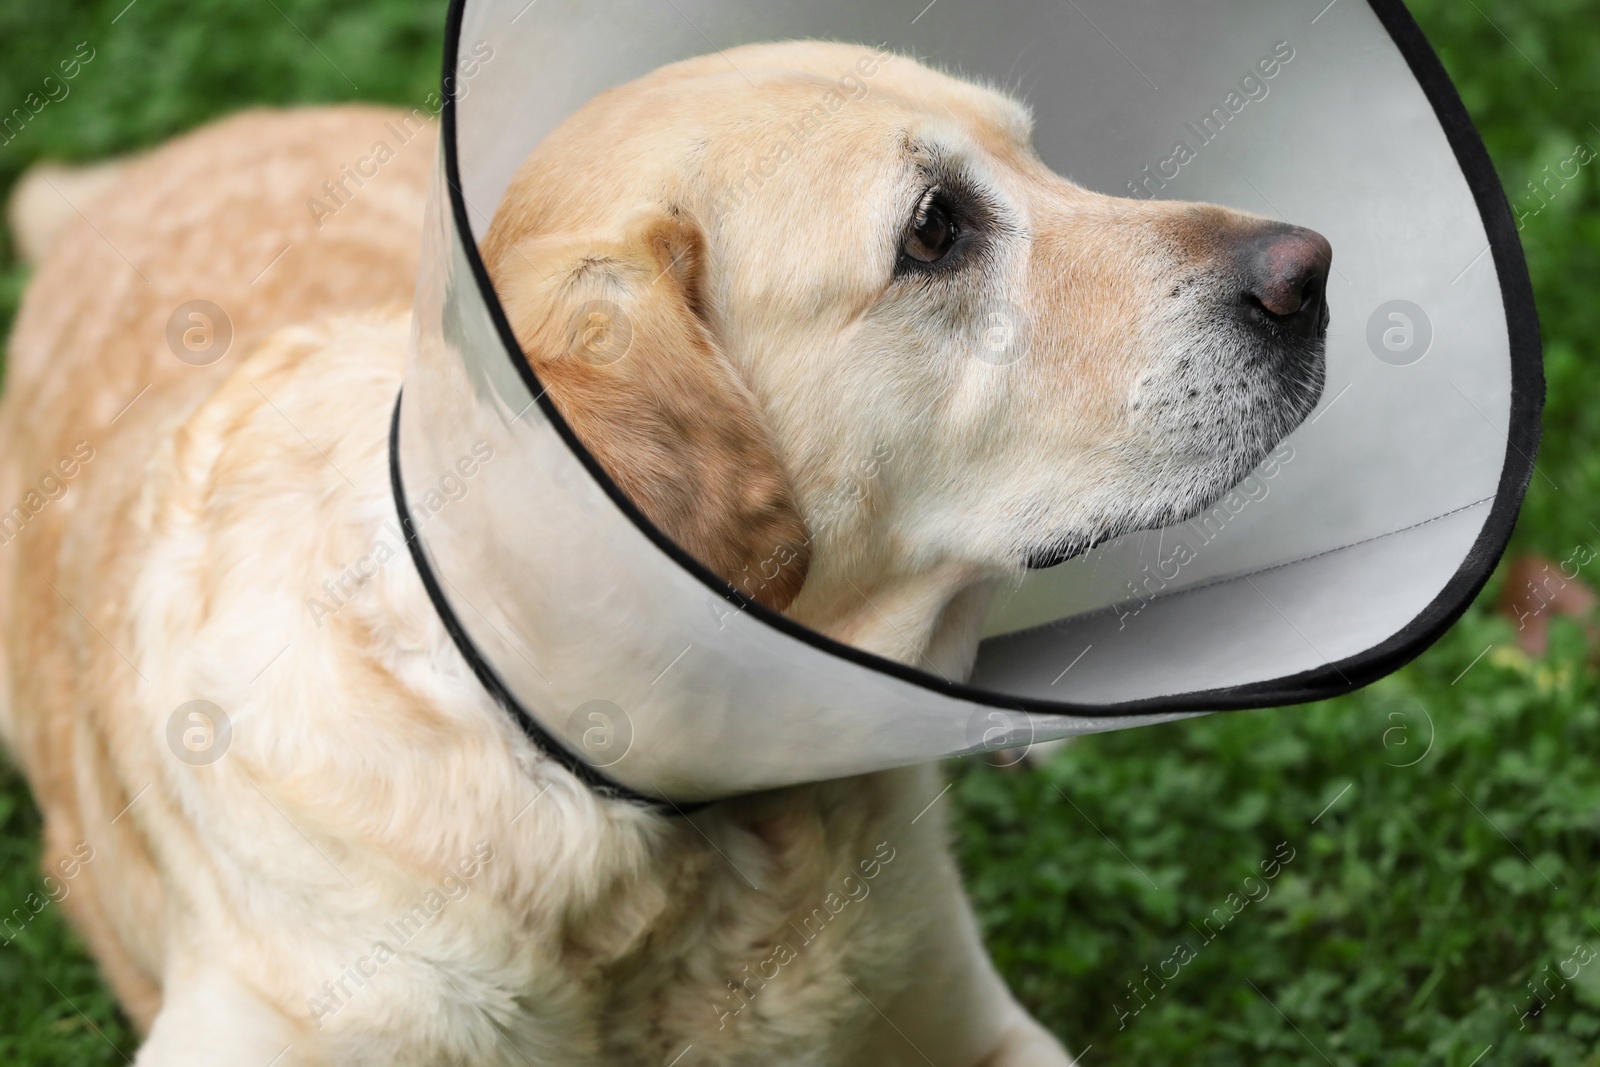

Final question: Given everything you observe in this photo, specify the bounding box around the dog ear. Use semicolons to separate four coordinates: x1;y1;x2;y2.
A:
486;211;811;612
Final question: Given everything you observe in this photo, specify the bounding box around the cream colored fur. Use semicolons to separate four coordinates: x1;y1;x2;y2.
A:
1;42;1317;1066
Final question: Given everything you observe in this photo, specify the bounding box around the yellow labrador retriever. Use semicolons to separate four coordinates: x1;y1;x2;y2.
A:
0;42;1327;1065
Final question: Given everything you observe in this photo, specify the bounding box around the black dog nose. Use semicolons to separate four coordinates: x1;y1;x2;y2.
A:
1238;223;1332;340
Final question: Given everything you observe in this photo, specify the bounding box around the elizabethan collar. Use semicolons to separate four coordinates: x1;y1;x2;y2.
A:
394;0;1540;803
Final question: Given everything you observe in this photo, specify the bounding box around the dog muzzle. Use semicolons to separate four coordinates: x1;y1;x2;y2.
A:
394;0;1540;804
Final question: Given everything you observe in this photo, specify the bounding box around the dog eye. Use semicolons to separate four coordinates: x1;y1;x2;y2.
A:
904;189;958;263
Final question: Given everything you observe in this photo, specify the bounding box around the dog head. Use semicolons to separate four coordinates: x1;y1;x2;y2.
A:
482;41;1328;671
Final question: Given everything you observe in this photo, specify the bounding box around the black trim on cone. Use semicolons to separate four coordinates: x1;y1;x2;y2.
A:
389;393;703;815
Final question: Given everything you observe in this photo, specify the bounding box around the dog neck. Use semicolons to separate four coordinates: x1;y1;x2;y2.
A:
784;561;999;681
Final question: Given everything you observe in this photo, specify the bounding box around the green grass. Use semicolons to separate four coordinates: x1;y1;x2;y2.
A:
955;613;1600;1065
1;0;1597;1063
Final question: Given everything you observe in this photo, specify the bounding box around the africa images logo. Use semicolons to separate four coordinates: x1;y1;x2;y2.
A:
1123;41;1296;200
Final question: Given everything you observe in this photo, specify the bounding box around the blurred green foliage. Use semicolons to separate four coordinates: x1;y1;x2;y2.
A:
1;0;1597;1063
956;612;1600;1065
